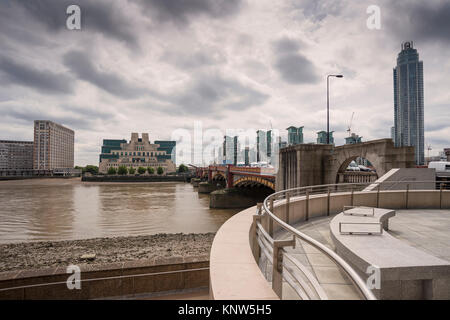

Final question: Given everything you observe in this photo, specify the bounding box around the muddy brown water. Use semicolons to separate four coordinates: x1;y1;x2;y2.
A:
0;178;239;243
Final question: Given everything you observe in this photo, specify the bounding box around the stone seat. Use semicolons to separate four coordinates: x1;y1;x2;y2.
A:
330;207;450;299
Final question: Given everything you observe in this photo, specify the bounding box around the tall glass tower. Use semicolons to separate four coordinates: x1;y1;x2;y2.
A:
393;41;424;165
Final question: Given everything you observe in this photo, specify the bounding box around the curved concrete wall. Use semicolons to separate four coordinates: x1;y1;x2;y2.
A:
209;206;278;300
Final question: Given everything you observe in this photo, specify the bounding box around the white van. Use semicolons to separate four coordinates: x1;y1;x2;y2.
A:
428;161;450;172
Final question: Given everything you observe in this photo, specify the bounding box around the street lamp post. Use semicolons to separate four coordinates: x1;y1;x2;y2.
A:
327;74;343;144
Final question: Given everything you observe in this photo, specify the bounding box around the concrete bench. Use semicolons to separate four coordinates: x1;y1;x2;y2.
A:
330;207;450;299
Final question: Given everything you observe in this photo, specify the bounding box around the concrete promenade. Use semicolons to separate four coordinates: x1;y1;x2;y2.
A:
274;209;450;299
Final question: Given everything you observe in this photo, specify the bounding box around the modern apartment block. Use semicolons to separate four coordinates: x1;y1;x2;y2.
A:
317;131;334;145
257;130;273;163
33;120;75;172
286;126;304;146
393;41;425;165
0;140;34;176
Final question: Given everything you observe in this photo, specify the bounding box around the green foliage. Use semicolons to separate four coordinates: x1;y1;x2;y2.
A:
178;164;189;173
118;166;128;175
138;167;146;174
107;167;117;175
128;167;136;175
75;165;99;175
157;166;164;175
147;167;155;174
84;165;99;175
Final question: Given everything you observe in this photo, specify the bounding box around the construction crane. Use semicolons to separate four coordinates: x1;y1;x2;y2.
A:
347;112;355;136
427;144;432;159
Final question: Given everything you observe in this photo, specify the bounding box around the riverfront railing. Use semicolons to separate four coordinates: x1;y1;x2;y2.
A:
252;180;450;300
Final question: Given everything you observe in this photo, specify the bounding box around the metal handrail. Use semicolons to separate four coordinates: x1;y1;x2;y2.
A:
258;180;447;300
261;180;447;300
283;252;328;300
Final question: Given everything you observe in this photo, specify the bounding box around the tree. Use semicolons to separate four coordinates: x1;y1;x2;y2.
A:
107;167;117;175
85;165;99;175
118;166;128;175
128;167;136;175
157;166;164;175
178;164;189;173
147;167;155;174
138;167;146;175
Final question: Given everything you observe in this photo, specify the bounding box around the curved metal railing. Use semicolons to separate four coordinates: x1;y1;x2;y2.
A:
258;180;448;300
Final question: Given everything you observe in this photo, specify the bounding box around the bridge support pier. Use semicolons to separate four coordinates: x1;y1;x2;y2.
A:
210;188;267;209
198;182;222;194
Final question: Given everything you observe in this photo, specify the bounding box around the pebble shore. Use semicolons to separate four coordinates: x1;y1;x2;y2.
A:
0;233;214;273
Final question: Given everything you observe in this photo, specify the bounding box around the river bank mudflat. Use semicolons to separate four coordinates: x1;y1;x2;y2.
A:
0;233;214;273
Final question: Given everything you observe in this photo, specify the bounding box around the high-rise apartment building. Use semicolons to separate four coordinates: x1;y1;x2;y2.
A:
33;120;74;171
286;126;304;146
223;136;235;165
345;133;362;145
317;131;334;145
393;41;425;165
0;140;34;175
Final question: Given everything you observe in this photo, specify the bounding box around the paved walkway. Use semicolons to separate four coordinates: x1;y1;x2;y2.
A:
277;215;362;300
270;209;450;300
388;209;450;262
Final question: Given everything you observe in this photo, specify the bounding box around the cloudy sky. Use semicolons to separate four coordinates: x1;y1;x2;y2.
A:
0;0;449;166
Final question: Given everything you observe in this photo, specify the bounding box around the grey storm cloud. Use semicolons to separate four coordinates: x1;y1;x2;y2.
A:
6;0;138;47
63;50;147;99
163;50;226;70
0;55;73;94
273;38;319;84
273;38;303;53
2;103;116;130
132;0;242;24
165;73;269;115
384;1;450;45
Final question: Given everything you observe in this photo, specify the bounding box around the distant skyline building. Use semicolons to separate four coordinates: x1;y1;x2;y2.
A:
233;136;239;165
223;136;235;165
317;131;334;145
256;130;267;163
98;133;176;173
33;120;74;172
244;147;250;166
345;133;362;145
266;130;272;159
256;130;273;164
287;126;304;146
393;41;425;165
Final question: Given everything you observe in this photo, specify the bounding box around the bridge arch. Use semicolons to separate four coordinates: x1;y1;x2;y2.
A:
234;176;275;191
334;156;379;184
212;172;227;181
332;148;382;184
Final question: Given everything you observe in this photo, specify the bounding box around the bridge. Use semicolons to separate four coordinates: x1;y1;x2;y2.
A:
276;139;415;191
195;165;276;191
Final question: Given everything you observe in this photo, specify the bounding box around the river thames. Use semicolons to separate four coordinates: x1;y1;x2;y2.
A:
0;178;239;243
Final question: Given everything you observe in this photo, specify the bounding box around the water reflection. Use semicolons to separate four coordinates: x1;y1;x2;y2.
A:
0;179;238;243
